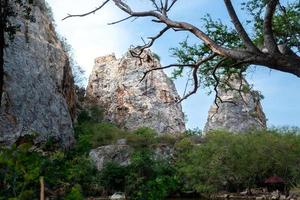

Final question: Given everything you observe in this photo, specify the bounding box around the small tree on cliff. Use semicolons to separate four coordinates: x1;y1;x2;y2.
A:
0;0;35;104
64;0;300;101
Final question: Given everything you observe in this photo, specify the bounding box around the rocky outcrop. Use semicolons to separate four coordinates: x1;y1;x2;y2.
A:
86;50;185;134
204;75;266;133
0;1;76;147
89;144;132;171
89;140;175;171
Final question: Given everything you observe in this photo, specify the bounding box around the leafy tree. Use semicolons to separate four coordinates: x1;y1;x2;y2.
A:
175;129;300;194
125;149;179;200
100;162;128;194
64;0;300;100
64;184;84;200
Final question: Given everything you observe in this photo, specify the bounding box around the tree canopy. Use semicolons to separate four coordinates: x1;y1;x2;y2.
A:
64;0;300;101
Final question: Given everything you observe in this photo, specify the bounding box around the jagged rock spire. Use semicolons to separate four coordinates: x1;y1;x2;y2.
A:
204;75;267;133
86;49;186;134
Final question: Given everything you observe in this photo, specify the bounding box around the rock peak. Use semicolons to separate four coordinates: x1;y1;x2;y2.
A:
204;75;267;133
86;49;186;134
95;53;117;64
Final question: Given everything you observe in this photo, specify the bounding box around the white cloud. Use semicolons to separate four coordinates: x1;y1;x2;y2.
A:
46;0;134;75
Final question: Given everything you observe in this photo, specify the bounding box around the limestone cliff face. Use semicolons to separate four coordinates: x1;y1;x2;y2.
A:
86;50;186;134
204;76;266;133
0;1;76;147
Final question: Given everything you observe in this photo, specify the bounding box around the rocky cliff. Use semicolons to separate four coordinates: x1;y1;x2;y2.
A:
86;50;186;134
0;1;76;147
204;75;266;133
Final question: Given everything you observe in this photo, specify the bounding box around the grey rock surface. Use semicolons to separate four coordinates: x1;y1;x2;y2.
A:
89;145;132;171
0;1;75;147
86;50;186;134
89;143;174;171
204;75;266;133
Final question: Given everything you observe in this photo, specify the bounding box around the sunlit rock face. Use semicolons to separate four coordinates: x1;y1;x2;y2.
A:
86;50;186;134
204;75;267;133
0;1;76;148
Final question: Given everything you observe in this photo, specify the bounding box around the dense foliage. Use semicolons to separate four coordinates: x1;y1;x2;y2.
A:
0;107;180;199
1;106;300;199
176;128;300;194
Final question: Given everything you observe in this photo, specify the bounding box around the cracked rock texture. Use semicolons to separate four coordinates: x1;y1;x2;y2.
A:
204;75;266;133
0;1;76;147
86;50;186;134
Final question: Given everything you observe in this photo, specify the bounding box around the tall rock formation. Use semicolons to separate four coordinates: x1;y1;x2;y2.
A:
204;75;266;133
0;1;76;147
86;50;186;134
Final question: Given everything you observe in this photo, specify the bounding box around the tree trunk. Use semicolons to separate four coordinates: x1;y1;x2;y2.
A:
40;176;45;200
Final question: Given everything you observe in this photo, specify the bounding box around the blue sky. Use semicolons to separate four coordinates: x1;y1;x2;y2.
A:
46;0;300;130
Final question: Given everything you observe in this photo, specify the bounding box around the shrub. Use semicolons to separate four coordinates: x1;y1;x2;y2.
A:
65;184;84;200
77;106;104;124
0;143;101;199
75;122;127;153
176;129;300;193
126;127;156;148
156;134;178;145
125;149;179;200
100;162;128;194
0;144;43;199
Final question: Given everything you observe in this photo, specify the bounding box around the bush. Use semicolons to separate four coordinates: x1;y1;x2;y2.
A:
125;149;179;200
156;134;178;145
0;143;101;199
100;162;128;194
75;122;127;153
176;129;300;193
77;106;104;124
0;144;43;199
126;127;156;148
65;184;84;200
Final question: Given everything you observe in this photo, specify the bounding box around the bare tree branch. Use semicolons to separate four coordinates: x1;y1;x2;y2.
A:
63;0;300;78
224;0;260;53
167;0;178;12
112;0;232;57
212;58;227;106
140;63;190;83
130;26;170;59
177;53;217;103
62;0;110;20
107;16;133;25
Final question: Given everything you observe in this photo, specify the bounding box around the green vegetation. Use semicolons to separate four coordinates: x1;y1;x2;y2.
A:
0;142;100;199
176;128;300;194
99;150;178;200
1;107;300;199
